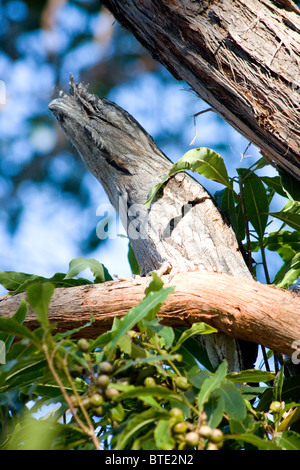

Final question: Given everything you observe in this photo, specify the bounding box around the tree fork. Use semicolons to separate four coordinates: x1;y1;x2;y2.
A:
0;272;299;358
101;0;300;180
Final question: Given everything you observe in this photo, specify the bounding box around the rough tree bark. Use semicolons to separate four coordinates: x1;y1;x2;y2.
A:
1;272;299;358
47;79;259;372
101;0;300;180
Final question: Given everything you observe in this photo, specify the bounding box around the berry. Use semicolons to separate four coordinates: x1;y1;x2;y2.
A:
96;374;111;389
206;442;219;450
93;405;103;417
170;407;184;421
185;431;199;447
174;376;190;390
144;377;156;387
172;421;188;434
270;401;282;413
99;361;113;374
77;338;89;352
198;425;212;439
105;387;120;400
90;393;104;407
209;428;223;443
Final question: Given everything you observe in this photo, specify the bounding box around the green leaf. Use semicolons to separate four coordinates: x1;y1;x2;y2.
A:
145;147;231;208
176;335;214;372
170;147;231;187
27;282;54;331
215;381;246;421
220;187;239;236
273;366;285;402
127;243;140;276
226;433;281;450
114;354;181;375
197;361;227;410
64;257;112;282
1;358;48;393
0;271;41;293
273;252;300;288
0;270;93;295
0;298;28;350
278;406;300;432
110;403;125;423
205;394;225;429
227;369;275;384
0;317;41;349
265;230;300;262
274;431;300;450
229;415;258;435
279;170;300;201
115;385;183;402
145;174;170;208
115;408;168;450
261;176;288;199
269;210;300;232
242;173;269;239
145;271;164;296
171;322;217;353
154;420;174;450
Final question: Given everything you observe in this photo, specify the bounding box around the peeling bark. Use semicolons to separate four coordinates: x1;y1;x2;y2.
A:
101;0;300;180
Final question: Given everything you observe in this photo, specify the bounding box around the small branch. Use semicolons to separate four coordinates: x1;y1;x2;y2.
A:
1;272;299;357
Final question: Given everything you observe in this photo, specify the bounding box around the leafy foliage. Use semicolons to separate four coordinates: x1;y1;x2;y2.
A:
0;270;299;450
0;149;299;450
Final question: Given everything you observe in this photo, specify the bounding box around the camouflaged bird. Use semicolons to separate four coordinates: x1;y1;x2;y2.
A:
49;78;258;372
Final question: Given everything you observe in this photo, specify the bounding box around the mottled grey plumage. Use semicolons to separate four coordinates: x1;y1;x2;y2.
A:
49;78;257;371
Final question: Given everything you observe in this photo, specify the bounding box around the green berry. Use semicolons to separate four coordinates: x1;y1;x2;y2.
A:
170;407;184;422
96;374;111;389
270;401;282;413
105;387;120;400
185;431;199;447
209;428;223;443
93;405;103;417
90;393;104;407
206;442;219;450
198;425;212;439
172;421;188;434
77;338;89;352
174;376;190;390
144;376;156;387
99;361;113;374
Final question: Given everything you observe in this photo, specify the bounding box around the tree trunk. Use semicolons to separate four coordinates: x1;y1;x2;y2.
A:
101;0;300;181
1;272;299;358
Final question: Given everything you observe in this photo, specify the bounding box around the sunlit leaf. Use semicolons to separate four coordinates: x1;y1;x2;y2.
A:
171;322;217;353
269;210;300;232
273;252;300;288
64;257;112;282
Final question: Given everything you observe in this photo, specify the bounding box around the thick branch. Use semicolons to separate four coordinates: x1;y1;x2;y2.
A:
101;0;300;180
1;272;299;357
